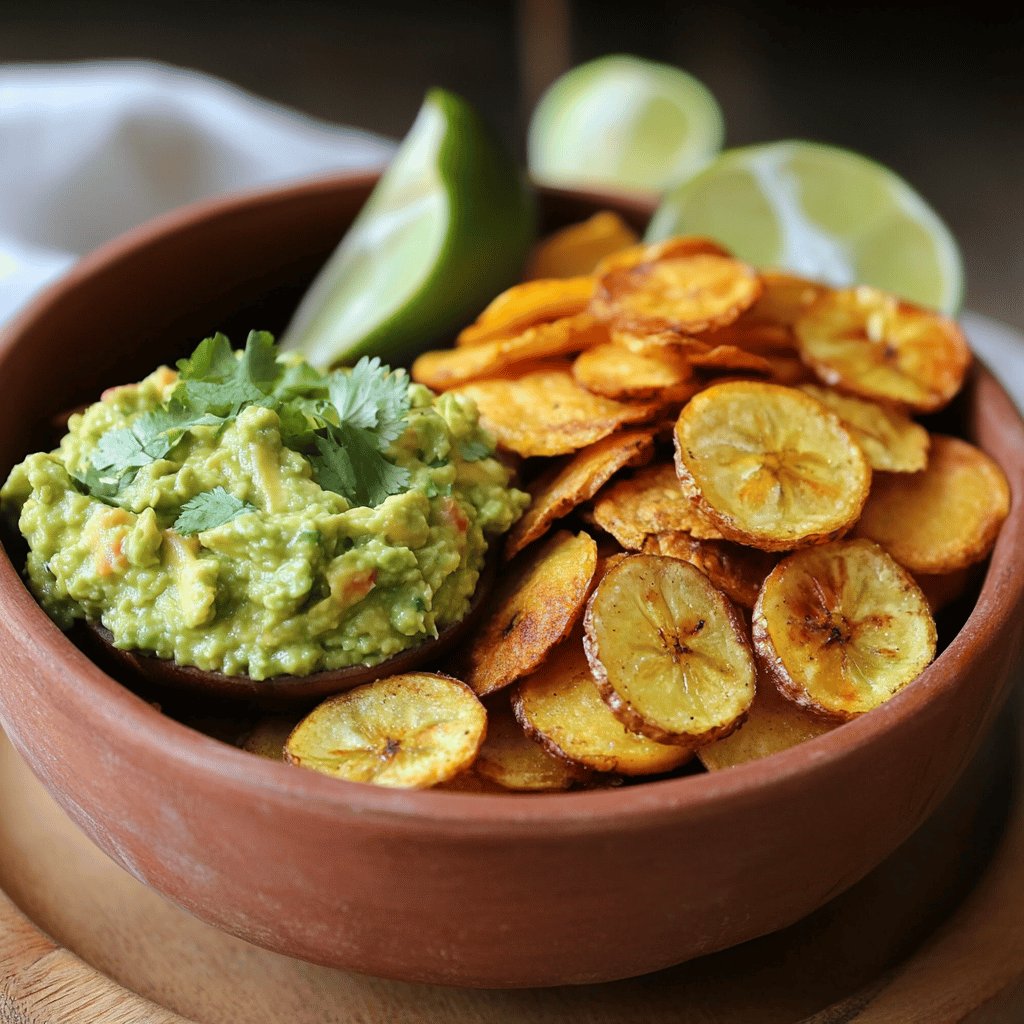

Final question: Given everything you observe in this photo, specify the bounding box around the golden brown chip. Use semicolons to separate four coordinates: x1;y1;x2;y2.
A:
610;327;712;357
513;630;694;775
464;530;597;697
642;531;779;610
752;539;937;720
762;355;816;386
457;277;596;346
727;271;828;341
284;673;487;788
593;254;763;336
584;554;756;745
591;463;726;549
799;384;929;473
572;342;693;399
525;211;640;280
240;715;301;761
854;435;1010;573
413;314;606;390
593;235;732;276
674;381;871;551
698;678;838;770
505;430;654;559
453;365;658;457
474;701;592;791
794;286;971;412
686;344;774;375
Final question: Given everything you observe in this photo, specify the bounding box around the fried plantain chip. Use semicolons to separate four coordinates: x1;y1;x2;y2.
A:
572;342;693;399
854;435;1010;574
610;327;712;357
505;430;654;559
525;211;640;280
642;531;778;610
413;314;606;390
698;677;838;770
712;271;827;352
799;384;929;472
457;277;596;346
240;715;301;761
593;254;763;336
591;463;726;549
795;286;971;412
674;381;871;551
593;235;732;276
753;539;936;720
686;344;774;374
584;554;756;745
464;530;597;696
513;629;694;775
475;700;592;791
454;365;659;457
284;673;487;788
763;355;817;386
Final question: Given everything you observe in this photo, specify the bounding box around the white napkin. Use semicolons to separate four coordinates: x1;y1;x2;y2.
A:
0;60;394;324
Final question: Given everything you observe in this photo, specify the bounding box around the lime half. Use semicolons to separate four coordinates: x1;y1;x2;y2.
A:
646;141;963;314
283;89;536;368
528;54;724;196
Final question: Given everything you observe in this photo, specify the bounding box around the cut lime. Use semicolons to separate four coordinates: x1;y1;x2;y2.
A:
528;54;724;196
646;141;963;314
283;88;536;368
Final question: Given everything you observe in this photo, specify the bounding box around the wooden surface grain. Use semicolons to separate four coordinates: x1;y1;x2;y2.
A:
0;702;1021;1024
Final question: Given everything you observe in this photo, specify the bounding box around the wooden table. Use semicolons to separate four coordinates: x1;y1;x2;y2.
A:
1;699;1022;1024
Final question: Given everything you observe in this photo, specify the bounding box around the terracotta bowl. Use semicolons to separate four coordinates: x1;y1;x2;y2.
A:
0;174;1022;989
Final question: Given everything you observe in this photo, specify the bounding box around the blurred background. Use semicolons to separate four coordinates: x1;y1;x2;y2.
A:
2;0;1021;327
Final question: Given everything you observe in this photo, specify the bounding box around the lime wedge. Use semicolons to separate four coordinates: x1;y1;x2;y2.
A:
283;89;536;368
646;141;963;314
528;54;724;195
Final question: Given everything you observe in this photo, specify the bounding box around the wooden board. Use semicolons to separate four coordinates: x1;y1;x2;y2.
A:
1;698;1022;1024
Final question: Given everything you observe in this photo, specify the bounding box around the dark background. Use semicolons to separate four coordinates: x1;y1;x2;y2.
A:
3;0;1022;327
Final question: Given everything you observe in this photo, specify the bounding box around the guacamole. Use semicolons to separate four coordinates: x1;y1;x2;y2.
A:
1;333;528;679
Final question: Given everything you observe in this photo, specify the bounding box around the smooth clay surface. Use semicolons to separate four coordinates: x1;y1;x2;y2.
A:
0;178;1022;987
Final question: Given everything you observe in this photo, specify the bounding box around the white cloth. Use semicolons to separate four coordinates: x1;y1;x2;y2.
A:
0;61;394;324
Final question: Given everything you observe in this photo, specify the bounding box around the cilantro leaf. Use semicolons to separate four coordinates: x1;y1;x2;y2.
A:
174;487;257;535
174;331;279;415
458;435;493;462
328;356;410;445
311;424;411;508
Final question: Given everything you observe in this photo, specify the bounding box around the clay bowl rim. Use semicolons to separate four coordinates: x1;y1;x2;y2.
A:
1;172;1022;839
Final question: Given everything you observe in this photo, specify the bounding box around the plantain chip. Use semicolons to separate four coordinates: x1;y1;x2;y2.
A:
454;365;659;457
475;700;592;791
854;435;1010;574
240;715;301;761
593;254;762;336
464;530;597;696
753;539;936;720
674;381;871;551
572;341;693;399
610;327;713;357
413;314;606;390
593;235;732;276
686;344;774;375
505;430;654;559
795;286;971;412
698;677;838;770
762;355;816;386
284;673;487;788
584;554;756;745
457;277;596;346
591;462;726;549
642;531;778;610
525;211;640;280
799;384;929;472
513;629;694;775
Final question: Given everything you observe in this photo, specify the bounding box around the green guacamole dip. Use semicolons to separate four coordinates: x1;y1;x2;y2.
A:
1;334;528;679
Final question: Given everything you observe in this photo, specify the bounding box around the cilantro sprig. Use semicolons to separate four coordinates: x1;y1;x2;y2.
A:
174;487;257;535
77;332;413;515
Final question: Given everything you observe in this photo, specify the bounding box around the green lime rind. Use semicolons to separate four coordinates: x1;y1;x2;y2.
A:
528;54;725;195
645;140;964;314
283;88;536;369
